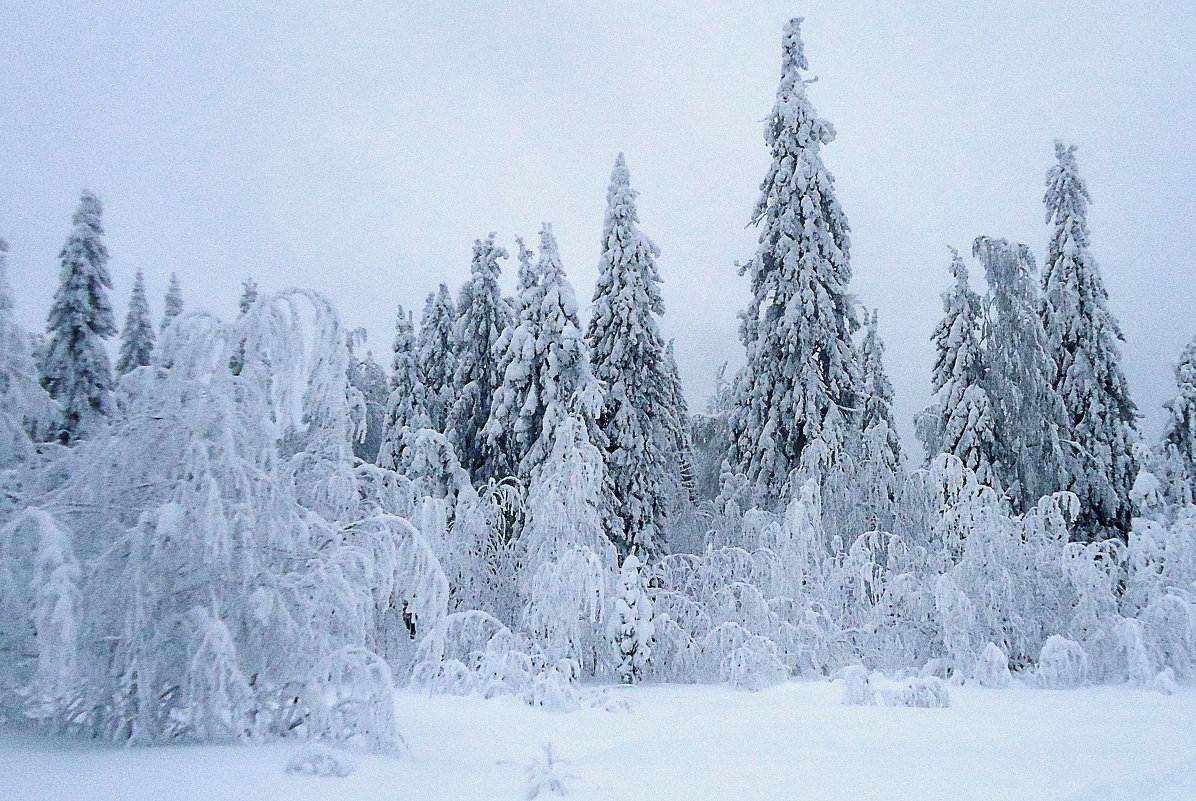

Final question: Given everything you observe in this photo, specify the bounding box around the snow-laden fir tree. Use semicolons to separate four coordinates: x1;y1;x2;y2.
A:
416;283;457;433
160;272;183;330
447;234;513;483
0;238;57;462
613;553;654;684
228;277;257;375
857;309;903;529
485;224;605;483
585;154;674;554
662;339;697;503
727;18;862;506
378;305;429;469
917;248;999;490
974;235;1069;512
1040;141;1138;541
115;270;155;375
39;190;117;442
1160;334;1196;504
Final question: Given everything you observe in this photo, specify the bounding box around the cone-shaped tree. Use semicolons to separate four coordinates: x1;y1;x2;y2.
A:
486;224;605;483
115;270;155;375
40;190;117;442
378;305;428;469
417;283;457;433
586;154;673;555
1041;140;1138;540
447;233;513;482
727;18;861;506
917;248;1000;491
161;272;183;330
975;235;1069;511
1161;335;1196;504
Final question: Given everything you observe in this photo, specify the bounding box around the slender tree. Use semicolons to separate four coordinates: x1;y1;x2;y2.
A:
917;248;999;490
229;277;257;376
727;18;861;505
416;283;457;433
485;224;604;482
115;270;155;375
1160;335;1196;504
975;235;1069;511
586;154;673;555
40;190;117;442
447;234;513;482
160;272;183;330
378;307;427;468
1040;140;1138;540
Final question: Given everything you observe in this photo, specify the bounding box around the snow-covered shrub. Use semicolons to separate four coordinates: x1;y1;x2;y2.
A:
973;642;1012;688
841;665;872;706
1152;668;1179;695
895;677;950;708
285;743;357;777
524;744;575;799
1037;635;1089;688
720;635;788;691
310;647;402;754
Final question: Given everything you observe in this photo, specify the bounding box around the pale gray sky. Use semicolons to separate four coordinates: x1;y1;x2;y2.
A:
2;2;1194;454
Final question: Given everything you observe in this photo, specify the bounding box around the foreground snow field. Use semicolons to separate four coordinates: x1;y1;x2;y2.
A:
3;681;1194;801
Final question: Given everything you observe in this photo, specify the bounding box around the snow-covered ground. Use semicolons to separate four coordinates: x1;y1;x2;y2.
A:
3;681;1193;801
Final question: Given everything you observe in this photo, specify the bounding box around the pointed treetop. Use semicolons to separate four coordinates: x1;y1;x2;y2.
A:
515;235;538;296
162;272;183;328
1045;139;1090;227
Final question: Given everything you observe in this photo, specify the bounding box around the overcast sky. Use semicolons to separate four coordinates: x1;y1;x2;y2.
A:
2;1;1194;455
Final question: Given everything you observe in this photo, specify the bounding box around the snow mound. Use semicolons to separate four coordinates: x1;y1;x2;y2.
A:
974;642;1012;688
1153;668;1179;695
841;666;950;708
524;743;574;799
1038;635;1089;688
285;743;356;777
720;635;789;691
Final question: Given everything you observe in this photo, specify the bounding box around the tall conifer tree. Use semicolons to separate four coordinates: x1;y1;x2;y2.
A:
727;18;861;505
417;283;457;433
586;155;673;554
161;272;183;329
1041;141;1138;540
40;190;117;442
115;270;155;375
448;233;513;482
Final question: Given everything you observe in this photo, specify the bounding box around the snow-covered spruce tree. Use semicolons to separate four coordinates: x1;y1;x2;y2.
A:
0;239;57;462
228;277;257;375
585;154;674;555
378;306;429;469
160;272;183;330
115;270;155;375
447;234;513;483
416;282;457;433
917;248;999;490
1041;141;1138;541
345;330;388;464
727;18;862;507
39;190;117;442
974;235;1069;513
662;340;698;502
1160;335;1196;504
614;553;654;684
856;309;903;530
485;224;606;484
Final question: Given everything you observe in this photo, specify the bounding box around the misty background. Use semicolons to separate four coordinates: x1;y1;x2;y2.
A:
2;1;1193;455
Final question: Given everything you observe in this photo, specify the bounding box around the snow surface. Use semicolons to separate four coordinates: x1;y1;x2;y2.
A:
2;681;1194;801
